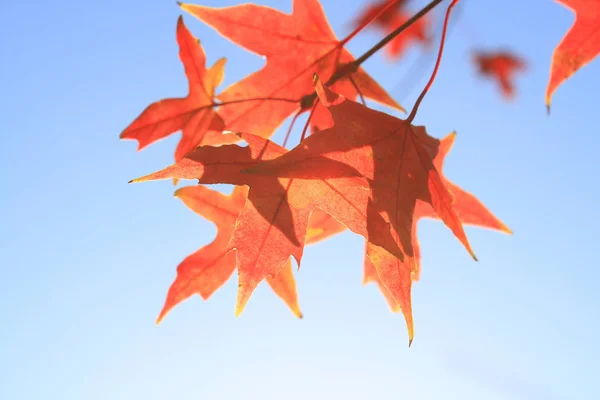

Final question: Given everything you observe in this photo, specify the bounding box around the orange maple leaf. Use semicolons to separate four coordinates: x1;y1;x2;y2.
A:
361;132;511;338
353;0;431;60
246;77;480;343
301;132;511;324
131;131;404;315
120;16;236;161
179;0;404;137
157;184;303;323
546;0;600;109
473;51;527;99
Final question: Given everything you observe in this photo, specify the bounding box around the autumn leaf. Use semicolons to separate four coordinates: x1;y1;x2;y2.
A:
546;0;600;110
473;51;527;99
158;187;349;323
305;132;511;319
157;184;303;323
179;0;404;138
353;0;408;27
120;16;237;161
130;131;404;315
362;132;511;326
246;76;479;342
353;0;431;59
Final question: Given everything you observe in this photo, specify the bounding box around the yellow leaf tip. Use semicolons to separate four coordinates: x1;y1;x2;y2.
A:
234;300;246;317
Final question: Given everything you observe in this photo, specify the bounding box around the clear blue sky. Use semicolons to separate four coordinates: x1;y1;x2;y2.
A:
1;0;599;399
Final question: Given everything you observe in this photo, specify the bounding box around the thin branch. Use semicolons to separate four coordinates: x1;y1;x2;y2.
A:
351;0;445;69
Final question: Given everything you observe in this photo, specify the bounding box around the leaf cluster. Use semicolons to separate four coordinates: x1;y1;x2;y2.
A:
121;0;599;344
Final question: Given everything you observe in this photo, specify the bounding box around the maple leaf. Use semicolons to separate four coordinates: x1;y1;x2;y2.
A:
245;76;479;342
130;131;404;315
353;0;408;27
362;132;511;331
473;51;527;99
302;132;511;323
353;0;431;59
157;184;303;323
546;0;600;109
179;0;404;138
120;16;237;161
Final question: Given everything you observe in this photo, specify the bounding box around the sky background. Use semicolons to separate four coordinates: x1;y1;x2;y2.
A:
1;0;599;399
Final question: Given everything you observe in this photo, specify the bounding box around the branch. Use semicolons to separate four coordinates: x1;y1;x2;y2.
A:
300;0;445;110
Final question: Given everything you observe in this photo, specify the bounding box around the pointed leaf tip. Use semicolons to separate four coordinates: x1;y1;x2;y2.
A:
234;306;243;317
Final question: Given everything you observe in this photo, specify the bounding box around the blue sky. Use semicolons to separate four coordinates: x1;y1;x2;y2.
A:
1;0;599;399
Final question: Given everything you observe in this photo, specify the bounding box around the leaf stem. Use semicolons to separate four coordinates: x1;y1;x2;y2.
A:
300;101;319;142
406;0;460;123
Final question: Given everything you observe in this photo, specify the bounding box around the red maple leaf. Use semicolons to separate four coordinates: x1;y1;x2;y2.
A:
546;0;600;109
157;185;303;323
120;17;237;161
179;0;404;137
473;51;527;99
299;132;511;326
361;132;511;337
131;131;404;315
353;0;408;27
